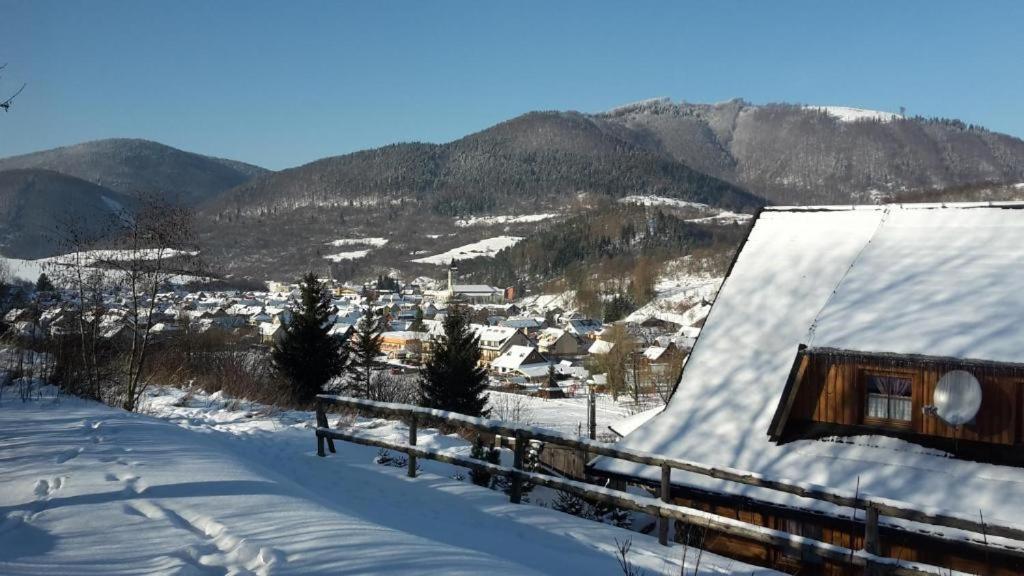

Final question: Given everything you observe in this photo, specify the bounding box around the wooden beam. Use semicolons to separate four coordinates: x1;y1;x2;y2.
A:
407;416;417;478
316;394;1024;548
658;463;670;546
768;346;809;440
317;426;943;576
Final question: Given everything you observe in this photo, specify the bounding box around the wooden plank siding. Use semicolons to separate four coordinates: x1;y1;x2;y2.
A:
789;353;1024;447
668;487;1024;575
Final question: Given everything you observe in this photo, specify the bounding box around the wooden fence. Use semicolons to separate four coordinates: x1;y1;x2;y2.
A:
314;394;1022;575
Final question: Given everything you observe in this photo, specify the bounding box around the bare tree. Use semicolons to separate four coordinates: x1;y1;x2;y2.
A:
0;64;26;112
97;196;203;411
593;323;635;401
52;195;203;410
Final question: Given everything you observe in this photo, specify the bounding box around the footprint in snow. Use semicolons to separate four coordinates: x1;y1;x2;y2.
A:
33;476;66;499
55;447;82;464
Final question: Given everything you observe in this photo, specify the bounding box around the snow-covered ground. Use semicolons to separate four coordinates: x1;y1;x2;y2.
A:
618;196;753;225
804;105;903;123
0;256;46;283
323;249;371;262
625;273;722;326
488;390;639;436
455;214;557;227
327;238;389;248
1;251;207;287
0;387;776;575
411;236;523;265
619;195;713;212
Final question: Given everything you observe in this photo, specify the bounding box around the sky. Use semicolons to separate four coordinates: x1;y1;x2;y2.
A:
1;0;1022;170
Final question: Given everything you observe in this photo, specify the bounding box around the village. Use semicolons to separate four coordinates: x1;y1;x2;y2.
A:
4;3;1024;574
2;259;702;425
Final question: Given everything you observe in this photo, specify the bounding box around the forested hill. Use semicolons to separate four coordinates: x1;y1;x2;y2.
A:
201;111;763;219
0;138;268;206
593;99;1024;205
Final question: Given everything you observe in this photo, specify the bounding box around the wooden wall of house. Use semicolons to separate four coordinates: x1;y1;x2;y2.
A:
789;355;1023;446
668;489;1023;575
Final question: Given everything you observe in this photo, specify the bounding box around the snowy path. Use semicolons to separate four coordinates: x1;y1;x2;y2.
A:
0;391;778;575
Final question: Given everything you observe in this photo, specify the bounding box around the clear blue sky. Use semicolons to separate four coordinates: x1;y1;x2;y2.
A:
2;0;1022;170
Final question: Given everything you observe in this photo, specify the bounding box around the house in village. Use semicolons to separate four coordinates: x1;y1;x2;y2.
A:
593;203;1024;575
473;324;531;366
536;327;582;358
566;318;604;340
379;330;428;363
490;345;549;382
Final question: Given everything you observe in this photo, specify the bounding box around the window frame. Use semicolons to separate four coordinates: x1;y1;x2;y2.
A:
860;368;916;430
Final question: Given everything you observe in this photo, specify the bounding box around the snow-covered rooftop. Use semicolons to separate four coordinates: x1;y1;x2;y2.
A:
806;204;1024;363
596;202;1024;533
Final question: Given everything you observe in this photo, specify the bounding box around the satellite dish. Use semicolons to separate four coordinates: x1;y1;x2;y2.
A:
933;370;982;426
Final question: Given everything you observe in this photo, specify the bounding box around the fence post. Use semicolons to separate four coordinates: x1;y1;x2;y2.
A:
315;401;336;454
588;387;597;440
864;503;880;576
510;431;525;504
407;415;418;478
315;402;327;457
659;463;671;546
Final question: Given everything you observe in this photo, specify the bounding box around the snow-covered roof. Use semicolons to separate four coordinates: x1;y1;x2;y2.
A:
472;324;520;346
381;331;428;341
609;406;665;438
491;345;541;370
536;327;567;346
642;346;668;361
596;203;1024;533
806;204;1024;364
587;339;613;355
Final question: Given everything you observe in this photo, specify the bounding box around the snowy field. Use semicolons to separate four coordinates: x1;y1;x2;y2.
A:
488;390;640;436
0;387;776;575
1;252;208;287
625;272;722;326
618;196;753;226
804;105;903;123
455;214;557;227
323;249;371;262
411;236;523;265
619;195;713;212
327;238;389;248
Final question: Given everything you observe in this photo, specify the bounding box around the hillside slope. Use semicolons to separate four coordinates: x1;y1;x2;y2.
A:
0;389;775;575
206;111;761;218
0;169;131;258
595;98;1024;204
0;138;268;206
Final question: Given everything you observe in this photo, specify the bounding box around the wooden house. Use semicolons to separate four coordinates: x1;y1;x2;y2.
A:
472;325;531;366
593;203;1024;575
535;328;582;358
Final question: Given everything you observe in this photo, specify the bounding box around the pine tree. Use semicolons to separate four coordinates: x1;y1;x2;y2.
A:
349;307;384;398
35;273;55;293
469;437;501;487
552;490;589;518
409;306;426;332
418;305;490;417
272;272;348;405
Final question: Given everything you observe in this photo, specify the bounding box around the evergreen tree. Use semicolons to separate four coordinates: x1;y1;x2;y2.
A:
469;437;501;487
418;305;490;417
409;306;426;332
552;490;589;518
543;309;557;327
272;273;348;405
35;273;55;293
349;307;384;398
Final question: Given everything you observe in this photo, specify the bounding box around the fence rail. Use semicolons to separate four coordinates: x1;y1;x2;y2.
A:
315;394;1020;575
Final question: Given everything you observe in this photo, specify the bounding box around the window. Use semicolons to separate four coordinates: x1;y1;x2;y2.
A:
864;373;912;425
